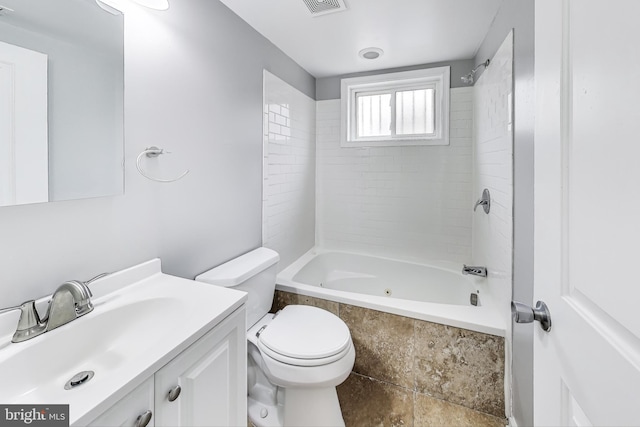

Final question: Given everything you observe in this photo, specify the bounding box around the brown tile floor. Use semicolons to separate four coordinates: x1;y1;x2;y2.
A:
337;373;413;427
414;392;507;427
337;373;506;427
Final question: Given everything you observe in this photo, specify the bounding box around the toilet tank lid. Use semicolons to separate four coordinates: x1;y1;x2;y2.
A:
195;247;280;287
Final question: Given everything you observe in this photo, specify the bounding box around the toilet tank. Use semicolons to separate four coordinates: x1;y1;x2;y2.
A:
195;248;280;328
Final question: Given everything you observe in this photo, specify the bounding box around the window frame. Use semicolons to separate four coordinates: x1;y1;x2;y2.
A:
340;66;450;147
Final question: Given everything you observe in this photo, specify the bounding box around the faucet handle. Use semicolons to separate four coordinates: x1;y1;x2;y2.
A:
473;198;488;211
15;301;41;331
0;301;40;326
1;300;49;343
474;188;491;214
10;301;46;343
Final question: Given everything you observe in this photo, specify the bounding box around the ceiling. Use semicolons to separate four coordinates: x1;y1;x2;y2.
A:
219;0;504;78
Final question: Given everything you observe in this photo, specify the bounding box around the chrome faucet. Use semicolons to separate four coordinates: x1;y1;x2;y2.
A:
45;280;94;331
0;273;108;343
462;265;488;277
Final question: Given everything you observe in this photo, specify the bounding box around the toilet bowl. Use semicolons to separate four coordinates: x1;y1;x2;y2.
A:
195;248;355;427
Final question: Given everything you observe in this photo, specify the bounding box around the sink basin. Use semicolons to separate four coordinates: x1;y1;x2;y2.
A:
0;297;179;402
0;259;247;425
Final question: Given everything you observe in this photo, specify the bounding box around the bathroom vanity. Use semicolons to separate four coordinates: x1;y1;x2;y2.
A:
88;307;245;426
0;259;247;427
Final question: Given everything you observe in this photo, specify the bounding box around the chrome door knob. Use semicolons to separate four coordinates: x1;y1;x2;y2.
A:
511;300;552;332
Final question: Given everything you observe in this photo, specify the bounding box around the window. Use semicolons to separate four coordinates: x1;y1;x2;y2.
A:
341;67;450;147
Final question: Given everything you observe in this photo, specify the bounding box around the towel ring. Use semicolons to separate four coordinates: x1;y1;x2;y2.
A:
136;146;189;183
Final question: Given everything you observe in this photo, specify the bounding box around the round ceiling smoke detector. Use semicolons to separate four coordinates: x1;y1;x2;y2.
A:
359;47;383;60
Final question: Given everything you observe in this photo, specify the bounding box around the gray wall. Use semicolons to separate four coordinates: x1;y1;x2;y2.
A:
315;59;475;100
474;1;535;426
0;0;314;307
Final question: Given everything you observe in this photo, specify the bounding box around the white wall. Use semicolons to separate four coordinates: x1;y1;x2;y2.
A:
472;31;514;418
262;71;316;270
0;0;315;308
316;88;473;263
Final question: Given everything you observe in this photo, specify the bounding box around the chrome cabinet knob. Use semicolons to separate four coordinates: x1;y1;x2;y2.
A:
134;410;152;427
511;300;552;332
167;385;182;402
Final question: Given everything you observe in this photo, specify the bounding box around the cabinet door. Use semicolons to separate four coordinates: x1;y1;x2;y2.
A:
154;308;246;427
87;377;155;427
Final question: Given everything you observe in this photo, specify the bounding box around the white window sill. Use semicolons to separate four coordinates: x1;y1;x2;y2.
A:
340;137;449;148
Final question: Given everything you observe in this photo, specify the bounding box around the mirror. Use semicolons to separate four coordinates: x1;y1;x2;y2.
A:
0;0;124;207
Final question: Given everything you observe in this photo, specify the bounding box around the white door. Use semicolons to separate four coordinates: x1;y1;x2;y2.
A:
534;0;640;425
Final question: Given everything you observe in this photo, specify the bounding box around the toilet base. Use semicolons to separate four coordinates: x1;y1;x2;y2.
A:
248;386;345;427
248;395;283;427
284;387;345;427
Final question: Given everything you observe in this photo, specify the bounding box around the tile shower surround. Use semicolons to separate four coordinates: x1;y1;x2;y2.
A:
316;88;474;264
263;71;316;271
471;34;515;420
272;291;506;427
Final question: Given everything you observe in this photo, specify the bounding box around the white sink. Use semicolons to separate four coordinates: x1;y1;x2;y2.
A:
0;259;247;426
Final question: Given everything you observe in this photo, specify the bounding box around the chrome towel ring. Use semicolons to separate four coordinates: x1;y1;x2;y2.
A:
136;146;189;183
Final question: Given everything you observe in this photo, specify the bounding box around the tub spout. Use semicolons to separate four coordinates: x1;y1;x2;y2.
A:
462;265;487;277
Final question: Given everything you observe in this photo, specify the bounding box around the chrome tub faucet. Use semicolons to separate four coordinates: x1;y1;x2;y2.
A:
462;265;488;277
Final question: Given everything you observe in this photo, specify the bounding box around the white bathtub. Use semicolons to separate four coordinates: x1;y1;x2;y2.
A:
276;249;505;336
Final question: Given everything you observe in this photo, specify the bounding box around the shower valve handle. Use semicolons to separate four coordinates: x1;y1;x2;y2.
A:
474;188;491;214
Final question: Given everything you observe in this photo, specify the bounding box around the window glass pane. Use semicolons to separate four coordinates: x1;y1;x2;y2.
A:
395;89;435;135
357;93;391;137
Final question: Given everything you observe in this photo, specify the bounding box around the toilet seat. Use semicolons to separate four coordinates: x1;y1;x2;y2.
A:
257;305;351;367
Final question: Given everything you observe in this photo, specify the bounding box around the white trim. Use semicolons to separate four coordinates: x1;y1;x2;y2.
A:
340;67;450;147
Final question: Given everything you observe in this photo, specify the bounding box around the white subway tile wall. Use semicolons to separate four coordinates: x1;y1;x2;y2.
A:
471;35;513;316
316;88;474;262
262;71;316;270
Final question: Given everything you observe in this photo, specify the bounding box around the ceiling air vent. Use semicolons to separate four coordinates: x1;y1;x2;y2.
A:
302;0;347;17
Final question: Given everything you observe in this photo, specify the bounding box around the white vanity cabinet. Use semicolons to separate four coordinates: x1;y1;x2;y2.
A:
86;306;246;427
154;306;246;426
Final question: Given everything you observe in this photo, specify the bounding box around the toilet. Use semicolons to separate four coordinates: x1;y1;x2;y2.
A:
195;248;355;427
